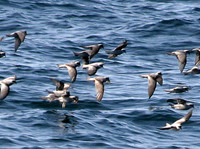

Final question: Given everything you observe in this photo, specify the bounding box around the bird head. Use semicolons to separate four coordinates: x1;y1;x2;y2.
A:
98;44;104;49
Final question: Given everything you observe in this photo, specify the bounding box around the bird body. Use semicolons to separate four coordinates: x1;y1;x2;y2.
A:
87;76;110;102
55;95;79;108
80;44;104;60
140;72;163;99
82;62;104;76
58;61;80;83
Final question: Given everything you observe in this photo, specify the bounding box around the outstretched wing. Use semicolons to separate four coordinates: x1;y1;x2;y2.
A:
173;110;192;125
148;76;156;99
95;80;104;102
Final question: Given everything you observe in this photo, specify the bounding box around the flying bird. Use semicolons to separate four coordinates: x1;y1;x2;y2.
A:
80;44;104;60
106;40;127;58
0;75;17;100
6;30;27;52
140;72;163;99
158;110;192;131
87;76;110;102
164;86;189;93
166;50;191;73
82;62;104;76
167;99;194;110
58;61;80;83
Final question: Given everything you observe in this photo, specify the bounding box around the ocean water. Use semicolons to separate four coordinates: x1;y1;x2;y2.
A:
0;0;200;148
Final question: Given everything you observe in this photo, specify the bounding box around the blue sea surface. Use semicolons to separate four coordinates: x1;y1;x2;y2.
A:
0;0;200;148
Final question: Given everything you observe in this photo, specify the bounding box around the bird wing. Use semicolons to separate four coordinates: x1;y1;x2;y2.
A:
0;83;10;100
108;54;117;59
173;110;192;125
95;80;104;102
67;66;77;83
50;78;64;90
16;31;26;42
177;99;187;104
158;125;172;130
148;76;156;99
14;36;21;52
176;53;187;72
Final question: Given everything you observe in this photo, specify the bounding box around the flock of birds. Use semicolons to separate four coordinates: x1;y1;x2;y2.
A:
0;30;198;131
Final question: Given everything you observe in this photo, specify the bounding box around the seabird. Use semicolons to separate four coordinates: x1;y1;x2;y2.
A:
82;62;104;76
0;75;17;100
166;50;191;73
6;30;27;52
158;110;192;131
73;50;91;64
80;44;104;60
50;78;71;91
140;72;163;99
57;61;80;83
167;99;194;110
105;40;127;58
87;76;110;102
164;86;189;93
